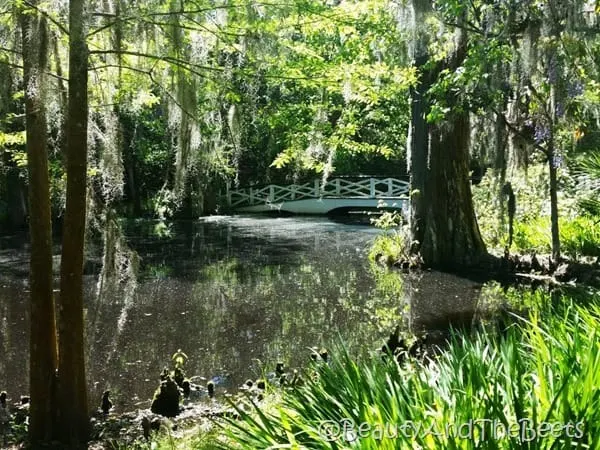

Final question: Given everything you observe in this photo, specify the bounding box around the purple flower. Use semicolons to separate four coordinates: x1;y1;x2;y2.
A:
534;124;550;144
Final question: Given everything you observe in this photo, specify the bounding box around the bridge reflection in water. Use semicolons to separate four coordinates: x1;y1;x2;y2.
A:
223;177;409;214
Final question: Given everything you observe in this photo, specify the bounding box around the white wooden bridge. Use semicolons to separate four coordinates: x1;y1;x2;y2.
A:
222;177;409;214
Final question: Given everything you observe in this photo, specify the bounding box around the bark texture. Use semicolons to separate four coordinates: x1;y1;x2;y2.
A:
57;0;90;444
19;6;59;446
408;2;487;269
548;84;561;262
417;113;487;267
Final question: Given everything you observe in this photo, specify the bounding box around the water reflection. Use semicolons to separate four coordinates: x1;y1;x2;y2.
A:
0;281;28;398
0;216;491;412
403;271;482;333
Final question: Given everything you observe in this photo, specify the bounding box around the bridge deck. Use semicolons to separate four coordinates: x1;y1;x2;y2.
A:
222;177;409;214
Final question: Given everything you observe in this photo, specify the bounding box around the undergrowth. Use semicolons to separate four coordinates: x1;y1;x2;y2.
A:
473;166;600;258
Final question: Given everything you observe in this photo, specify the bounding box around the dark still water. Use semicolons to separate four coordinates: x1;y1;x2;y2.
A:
0;216;484;412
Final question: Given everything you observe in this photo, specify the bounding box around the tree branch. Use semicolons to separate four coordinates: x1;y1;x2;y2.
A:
88;63;151;76
525;81;552;123
0;46;21;56
86;1;296;38
22;0;69;36
0;60;22;70
147;71;198;122
89;49;223;74
135;17;245;43
492;107;550;157
0;59;67;81
441;20;499;38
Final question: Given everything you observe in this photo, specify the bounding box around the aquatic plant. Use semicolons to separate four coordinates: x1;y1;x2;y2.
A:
151;377;181;418
369;210;410;264
215;292;600;449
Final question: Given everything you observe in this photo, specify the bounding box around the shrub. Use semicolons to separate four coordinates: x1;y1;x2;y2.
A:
473;165;599;257
513;215;600;258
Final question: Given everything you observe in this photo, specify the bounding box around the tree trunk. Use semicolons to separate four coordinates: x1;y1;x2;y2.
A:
548;85;561;262
123;123;141;216
407;54;430;252
548;151;561;262
19;7;59;446
408;3;487;269
57;0;90;444
419;112;487;267
52;33;68;161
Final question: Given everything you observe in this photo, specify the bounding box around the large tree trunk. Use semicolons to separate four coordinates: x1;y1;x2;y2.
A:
57;0;90;444
407;54;430;253
418;112;487;267
408;2;487;269
19;7;59;446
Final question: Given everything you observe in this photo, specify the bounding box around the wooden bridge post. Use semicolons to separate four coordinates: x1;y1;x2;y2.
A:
269;185;274;202
335;178;341;196
249;187;254;205
226;182;231;206
387;178;393;196
314;179;320;197
369;178;375;198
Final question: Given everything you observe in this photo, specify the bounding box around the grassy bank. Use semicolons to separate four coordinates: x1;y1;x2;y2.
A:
513;215;600;258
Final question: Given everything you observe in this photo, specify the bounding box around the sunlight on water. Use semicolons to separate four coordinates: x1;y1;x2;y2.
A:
0;216;484;411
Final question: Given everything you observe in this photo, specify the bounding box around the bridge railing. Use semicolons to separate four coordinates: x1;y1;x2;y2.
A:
225;177;409;208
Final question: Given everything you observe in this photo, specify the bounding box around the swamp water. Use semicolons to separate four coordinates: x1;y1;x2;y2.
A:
1;216;489;411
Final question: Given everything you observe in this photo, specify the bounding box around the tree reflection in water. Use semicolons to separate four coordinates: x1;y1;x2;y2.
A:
0;216;491;411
